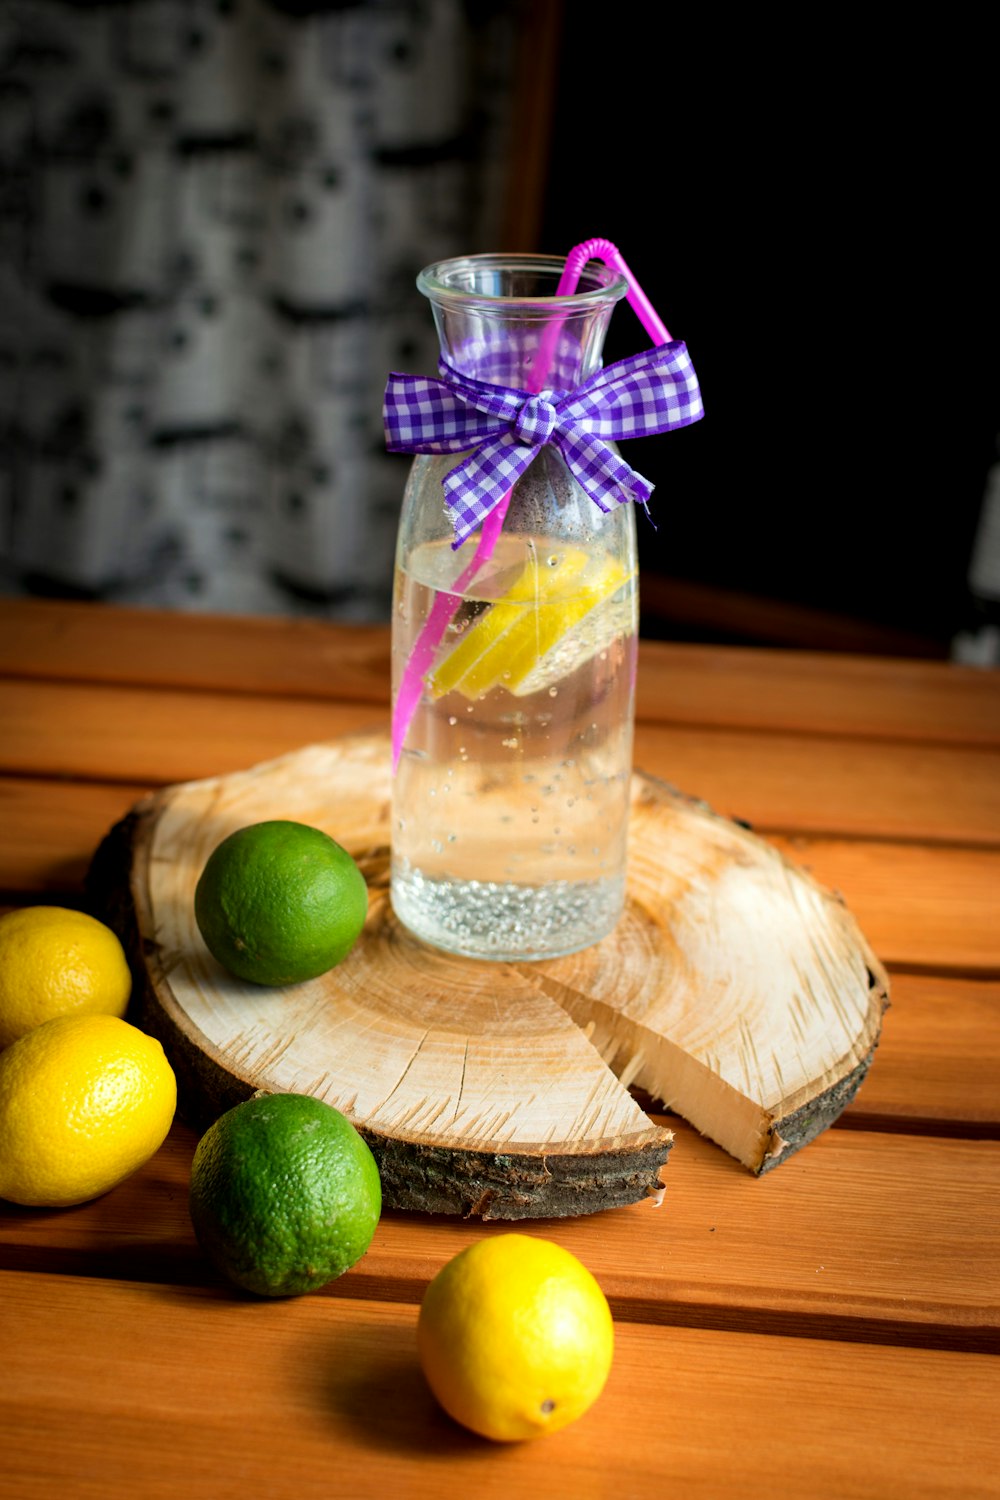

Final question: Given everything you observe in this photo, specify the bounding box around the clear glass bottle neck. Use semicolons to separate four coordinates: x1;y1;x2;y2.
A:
418;255;627;393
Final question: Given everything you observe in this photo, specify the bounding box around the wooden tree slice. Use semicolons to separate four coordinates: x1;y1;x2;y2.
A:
89;732;888;1218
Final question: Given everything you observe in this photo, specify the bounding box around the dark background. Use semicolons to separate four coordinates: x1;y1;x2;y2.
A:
533;10;998;655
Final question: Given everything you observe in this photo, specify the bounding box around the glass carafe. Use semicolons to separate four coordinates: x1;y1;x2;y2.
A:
390;254;637;961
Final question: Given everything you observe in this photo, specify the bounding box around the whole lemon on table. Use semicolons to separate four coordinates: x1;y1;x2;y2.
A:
0;906;131;1050
418;1233;614;1442
0;1013;177;1207
188;1092;382;1297
194;820;368;986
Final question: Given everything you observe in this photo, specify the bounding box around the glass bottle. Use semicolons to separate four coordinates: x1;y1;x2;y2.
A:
390;253;637;961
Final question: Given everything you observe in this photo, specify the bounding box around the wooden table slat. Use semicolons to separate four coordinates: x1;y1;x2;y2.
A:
4;679;1000;846
3;1270;998;1500
3;1121;996;1350
842;974;1000;1129
4;598;999;746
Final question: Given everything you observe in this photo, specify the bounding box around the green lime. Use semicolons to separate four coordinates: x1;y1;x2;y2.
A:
189;1092;382;1297
194;820;368;986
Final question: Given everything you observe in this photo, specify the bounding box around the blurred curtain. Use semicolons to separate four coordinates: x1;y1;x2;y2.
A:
0;0;530;617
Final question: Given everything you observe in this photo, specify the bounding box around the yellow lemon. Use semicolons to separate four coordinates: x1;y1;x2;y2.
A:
417;1233;614;1442
0;1014;177;1207
0;906;132;1050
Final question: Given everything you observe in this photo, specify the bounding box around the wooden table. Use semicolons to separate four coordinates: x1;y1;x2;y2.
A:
1;598;998;1499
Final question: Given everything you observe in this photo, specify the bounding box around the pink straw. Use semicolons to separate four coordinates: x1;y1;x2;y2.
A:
556;237;671;343
391;239;670;770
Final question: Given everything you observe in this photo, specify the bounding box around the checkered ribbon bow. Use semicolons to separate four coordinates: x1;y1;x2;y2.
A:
383;342;704;546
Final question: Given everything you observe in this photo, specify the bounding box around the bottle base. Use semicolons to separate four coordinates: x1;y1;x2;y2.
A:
390;864;625;962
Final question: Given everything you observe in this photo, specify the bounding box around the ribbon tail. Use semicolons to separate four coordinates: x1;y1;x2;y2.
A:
552;428;654;512
442;432;539;547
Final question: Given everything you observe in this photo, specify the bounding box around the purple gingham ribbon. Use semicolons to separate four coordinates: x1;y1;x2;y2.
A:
383;341;704;546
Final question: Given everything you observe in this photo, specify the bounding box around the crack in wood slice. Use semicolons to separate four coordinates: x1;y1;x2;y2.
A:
87;732;887;1217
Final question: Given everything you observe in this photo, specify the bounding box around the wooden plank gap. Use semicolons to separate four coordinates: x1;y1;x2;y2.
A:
835;1112;1000;1142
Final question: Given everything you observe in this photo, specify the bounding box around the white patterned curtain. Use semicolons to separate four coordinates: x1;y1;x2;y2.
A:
0;0;524;617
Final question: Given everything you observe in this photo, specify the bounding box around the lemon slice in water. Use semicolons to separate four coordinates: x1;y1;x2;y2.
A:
428;547;633;701
509;580;635;697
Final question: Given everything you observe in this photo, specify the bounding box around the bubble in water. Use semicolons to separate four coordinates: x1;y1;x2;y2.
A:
502;736;519;749
546;553;560;567
448;715;458;726
548;687;558;698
